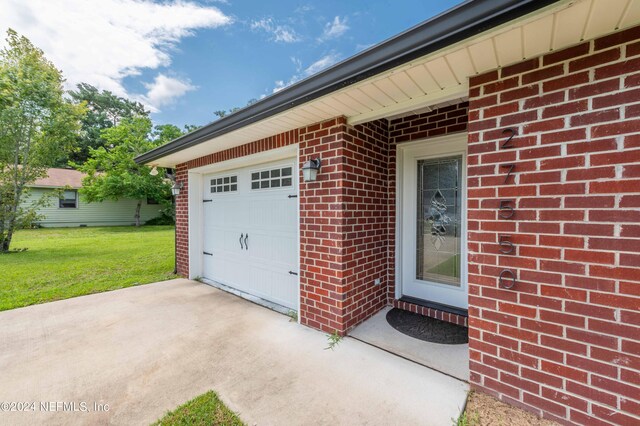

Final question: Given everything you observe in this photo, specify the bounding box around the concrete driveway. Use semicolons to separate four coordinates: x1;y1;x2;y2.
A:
0;279;468;425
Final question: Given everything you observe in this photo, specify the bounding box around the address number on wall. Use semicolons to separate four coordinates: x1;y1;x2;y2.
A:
498;128;518;289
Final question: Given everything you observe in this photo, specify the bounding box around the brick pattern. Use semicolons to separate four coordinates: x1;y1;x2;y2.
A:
298;106;472;333
467;26;640;424
180;130;298;170
174;164;189;276
393;299;468;327
388;103;469;144
342;120;391;329
298;117;351;333
298;118;391;333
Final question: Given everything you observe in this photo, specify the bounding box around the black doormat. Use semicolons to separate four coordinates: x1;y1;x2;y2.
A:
386;308;468;345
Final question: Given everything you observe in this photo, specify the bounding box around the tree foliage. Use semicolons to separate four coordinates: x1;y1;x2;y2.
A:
0;29;85;252
77;116;176;226
153;123;184;145
213;98;258;119
66;83;148;165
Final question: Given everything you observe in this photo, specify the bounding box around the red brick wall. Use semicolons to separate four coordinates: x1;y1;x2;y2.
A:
393;298;468;327
298;118;391;333
467;26;640;424
298;118;350;332
297;109;470;334
174;164;189;276
342;120;391;329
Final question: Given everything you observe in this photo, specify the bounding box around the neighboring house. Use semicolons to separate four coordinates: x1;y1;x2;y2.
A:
136;0;640;424
24;168;162;227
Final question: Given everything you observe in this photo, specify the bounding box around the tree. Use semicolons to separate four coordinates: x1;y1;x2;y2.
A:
78;116;172;226
0;29;85;252
67;83;148;165
213;98;258;119
153;123;184;145
183;124;201;133
213;107;239;119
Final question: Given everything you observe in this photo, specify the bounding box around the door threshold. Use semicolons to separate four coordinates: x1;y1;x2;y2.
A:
198;278;295;316
399;296;468;317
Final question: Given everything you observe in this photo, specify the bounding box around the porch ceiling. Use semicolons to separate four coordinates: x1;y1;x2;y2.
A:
144;0;640;168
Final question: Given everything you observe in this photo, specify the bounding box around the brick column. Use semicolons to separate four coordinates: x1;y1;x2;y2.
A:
467;25;640;424
298;117;391;334
174;164;189;277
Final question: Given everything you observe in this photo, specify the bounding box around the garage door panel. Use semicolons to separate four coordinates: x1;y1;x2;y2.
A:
202;159;299;310
249;198;297;231
215;229;243;252
217;199;250;227
248;266;297;309
249;232;296;264
207;256;251;293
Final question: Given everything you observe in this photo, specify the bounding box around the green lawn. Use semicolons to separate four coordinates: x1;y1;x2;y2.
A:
153;391;244;426
0;226;176;311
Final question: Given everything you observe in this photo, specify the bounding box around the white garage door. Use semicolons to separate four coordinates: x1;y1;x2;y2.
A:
202;159;298;309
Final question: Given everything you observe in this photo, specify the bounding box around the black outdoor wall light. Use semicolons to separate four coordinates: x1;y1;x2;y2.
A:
171;181;184;196
302;158;322;182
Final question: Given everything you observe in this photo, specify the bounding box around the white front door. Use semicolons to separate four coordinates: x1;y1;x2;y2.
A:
202;160;298;309
400;134;468;309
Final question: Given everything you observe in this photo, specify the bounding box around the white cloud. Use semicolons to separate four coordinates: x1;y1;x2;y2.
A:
0;0;232;110
294;4;314;14
137;74;196;113
272;52;341;93
273;80;287;93
291;56;303;73
250;18;300;43
319;16;349;41
304;53;341;75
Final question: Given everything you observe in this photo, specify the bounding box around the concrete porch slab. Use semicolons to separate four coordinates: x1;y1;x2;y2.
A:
0;279;469;425
350;307;470;382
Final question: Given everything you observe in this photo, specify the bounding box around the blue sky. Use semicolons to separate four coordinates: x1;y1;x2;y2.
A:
1;0;461;128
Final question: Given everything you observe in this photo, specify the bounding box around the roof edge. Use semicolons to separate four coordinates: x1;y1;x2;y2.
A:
135;0;560;166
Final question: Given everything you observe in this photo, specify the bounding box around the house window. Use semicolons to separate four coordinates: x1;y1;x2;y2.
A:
251;166;293;190
146;198;159;205
59;190;78;209
210;175;237;193
416;156;462;286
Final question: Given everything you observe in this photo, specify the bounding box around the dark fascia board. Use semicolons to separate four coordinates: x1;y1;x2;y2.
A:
136;0;560;165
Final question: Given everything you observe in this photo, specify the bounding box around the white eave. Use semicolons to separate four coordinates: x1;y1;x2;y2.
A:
142;0;640;168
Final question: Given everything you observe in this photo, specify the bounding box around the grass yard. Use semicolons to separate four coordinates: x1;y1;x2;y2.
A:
153;391;244;426
0;226;175;311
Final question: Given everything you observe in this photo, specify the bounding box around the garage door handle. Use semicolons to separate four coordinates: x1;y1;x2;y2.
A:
244;234;249;250
239;233;244;250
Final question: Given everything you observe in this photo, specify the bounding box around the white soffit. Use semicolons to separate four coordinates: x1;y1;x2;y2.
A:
154;0;639;167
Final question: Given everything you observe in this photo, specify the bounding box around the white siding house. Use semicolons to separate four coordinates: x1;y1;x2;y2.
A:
23;168;162;227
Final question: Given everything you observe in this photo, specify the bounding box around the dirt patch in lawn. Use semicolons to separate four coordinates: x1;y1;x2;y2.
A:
463;391;558;426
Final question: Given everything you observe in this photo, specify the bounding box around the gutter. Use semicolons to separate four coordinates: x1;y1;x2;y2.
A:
135;0;561;165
